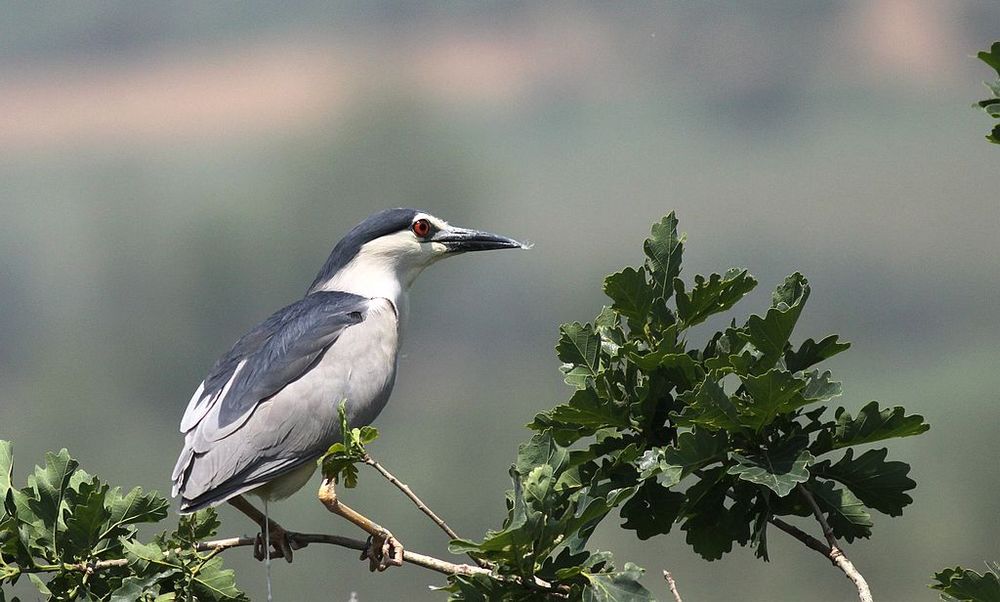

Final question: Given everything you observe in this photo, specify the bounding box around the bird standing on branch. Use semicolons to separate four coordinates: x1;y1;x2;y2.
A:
170;209;525;595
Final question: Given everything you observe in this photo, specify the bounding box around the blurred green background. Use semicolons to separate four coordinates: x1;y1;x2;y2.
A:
2;3;999;600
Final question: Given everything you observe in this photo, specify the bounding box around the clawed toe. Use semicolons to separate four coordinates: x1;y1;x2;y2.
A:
360;531;404;572
253;527;297;563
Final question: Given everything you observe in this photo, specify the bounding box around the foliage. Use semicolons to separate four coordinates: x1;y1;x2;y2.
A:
976;41;1000;144
932;563;1000;602
0;440;246;601
319;400;380;488
448;212;928;598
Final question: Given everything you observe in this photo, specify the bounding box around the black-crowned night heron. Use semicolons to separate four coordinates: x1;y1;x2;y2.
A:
170;208;524;586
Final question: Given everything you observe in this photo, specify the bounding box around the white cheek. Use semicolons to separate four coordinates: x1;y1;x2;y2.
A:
430;242;447;254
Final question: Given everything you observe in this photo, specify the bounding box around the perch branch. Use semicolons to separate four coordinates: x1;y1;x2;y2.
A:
362;452;491;569
26;532;564;594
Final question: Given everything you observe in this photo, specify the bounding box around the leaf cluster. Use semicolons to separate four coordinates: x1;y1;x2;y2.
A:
0;441;245;601
931;563;1000;602
977;41;1000;144
452;213;928;599
319;400;379;488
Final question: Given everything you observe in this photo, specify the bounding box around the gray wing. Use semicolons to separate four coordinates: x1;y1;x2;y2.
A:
171;291;369;509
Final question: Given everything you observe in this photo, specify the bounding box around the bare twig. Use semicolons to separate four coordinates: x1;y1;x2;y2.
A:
362;453;491;569
796;484;873;602
663;570;683;602
691;469;873;602
363;453;460;540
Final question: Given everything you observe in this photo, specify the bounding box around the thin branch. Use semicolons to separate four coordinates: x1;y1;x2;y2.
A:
26;532;564;593
796;484;873;602
662;570;683;602
691;469;873;602
362;453;491;569
363;454;460;540
766;516;830;557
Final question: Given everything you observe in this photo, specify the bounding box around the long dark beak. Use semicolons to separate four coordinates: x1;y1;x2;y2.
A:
433;226;526;253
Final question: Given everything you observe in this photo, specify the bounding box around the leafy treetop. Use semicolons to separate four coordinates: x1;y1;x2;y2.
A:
445;212;928;600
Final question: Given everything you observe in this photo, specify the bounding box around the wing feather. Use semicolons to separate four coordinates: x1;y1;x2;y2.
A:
172;291;370;506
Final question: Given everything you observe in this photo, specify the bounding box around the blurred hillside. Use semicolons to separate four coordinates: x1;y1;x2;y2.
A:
2;3;1000;600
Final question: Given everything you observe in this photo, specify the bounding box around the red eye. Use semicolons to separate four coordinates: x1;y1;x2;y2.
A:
411;218;431;238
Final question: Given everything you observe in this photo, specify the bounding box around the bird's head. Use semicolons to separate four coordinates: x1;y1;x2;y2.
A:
308;208;526;299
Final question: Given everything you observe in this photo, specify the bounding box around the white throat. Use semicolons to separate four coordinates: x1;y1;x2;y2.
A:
312;229;448;324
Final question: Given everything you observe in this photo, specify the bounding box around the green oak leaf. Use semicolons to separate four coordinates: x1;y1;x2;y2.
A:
739;369;809;430
932;564;1000;601
103;486;170;541
979;42;1000;144
110;572;177;602
582;563;654;602
801;370;843;402
530;388;630;443
5;481;46;559
750;507;770;561
784;335;851;373
603;267;653;331
727;445;815;497
816;401;930;452
810;481;872;543
443;572;530;600
0;441;12;509
25;449;79;554
630;350;704;392
515;432;570;477
123;539;175;572
524;464;554;510
594;306;626;350
619;481;684;540
637;429;727;486
550;548;613;581
979;41;1000;73
813;448;915;516
643;212;684;299
191;555;245;600
989;124;1000;145
62;476;111;553
745;273;810;371
558;322;602;388
177;508;221;544
680;476;750;561
673;269;757;328
558;487;637;557
673;378;744;432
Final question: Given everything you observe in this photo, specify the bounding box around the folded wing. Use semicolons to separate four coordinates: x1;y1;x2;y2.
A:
171;291;370;509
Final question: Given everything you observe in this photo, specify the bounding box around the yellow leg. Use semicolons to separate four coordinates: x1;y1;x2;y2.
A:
228;495;304;562
317;478;404;572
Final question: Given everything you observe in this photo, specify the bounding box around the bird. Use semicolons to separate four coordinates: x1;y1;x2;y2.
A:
170;208;525;591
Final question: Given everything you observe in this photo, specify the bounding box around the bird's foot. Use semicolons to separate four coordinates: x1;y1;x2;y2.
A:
253;525;305;563
360;530;404;572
